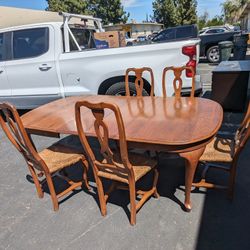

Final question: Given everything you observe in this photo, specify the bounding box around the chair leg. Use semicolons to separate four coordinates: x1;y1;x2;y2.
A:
45;173;59;211
153;168;160;198
129;180;136;226
81;158;90;190
95;174;107;216
28;164;44;199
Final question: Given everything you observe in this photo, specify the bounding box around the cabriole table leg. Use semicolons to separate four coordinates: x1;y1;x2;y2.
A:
180;147;206;211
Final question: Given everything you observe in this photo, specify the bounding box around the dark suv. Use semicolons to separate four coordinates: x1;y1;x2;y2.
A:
152;24;198;42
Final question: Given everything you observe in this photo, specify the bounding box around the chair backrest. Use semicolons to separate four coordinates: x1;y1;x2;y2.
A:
162;66;195;98
125;67;154;96
75;101;133;177
234;102;250;157
0;103;46;172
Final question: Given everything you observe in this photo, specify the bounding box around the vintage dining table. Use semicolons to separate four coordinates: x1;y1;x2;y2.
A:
21;95;223;211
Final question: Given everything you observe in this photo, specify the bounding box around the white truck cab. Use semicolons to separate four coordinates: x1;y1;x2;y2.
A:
0;12;201;109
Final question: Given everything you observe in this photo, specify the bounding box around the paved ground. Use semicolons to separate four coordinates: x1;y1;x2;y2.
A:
1;64;250;250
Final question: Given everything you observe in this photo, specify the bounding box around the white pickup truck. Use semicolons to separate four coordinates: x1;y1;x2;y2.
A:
0;12;201;109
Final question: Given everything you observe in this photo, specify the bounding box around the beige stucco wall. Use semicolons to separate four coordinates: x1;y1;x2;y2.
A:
104;23;163;38
131;24;162;38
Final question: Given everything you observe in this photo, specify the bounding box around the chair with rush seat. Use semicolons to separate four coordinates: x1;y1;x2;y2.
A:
0;102;90;211
75;101;159;225
193;102;250;198
125;67;154;97
162;66;195;98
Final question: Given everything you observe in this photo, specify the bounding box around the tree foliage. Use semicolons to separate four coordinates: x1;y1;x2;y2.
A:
206;16;224;27
175;0;197;25
152;0;177;27
222;0;248;23
152;0;197;27
88;0;129;25
197;11;208;30
198;12;224;30
46;0;129;24
46;0;89;14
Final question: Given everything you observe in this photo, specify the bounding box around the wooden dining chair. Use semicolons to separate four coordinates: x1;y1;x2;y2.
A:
0;102;90;211
193;102;250;198
75;101;159;225
162;66;195;98
125;67;154;96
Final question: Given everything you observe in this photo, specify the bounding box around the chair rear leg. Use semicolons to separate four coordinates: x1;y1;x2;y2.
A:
28;164;44;199
153;168;159;198
95;174;107;216
129;180;136;225
45;173;59;211
81;158;90;190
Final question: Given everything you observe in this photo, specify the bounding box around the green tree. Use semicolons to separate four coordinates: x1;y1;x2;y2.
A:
46;0;89;14
152;0;177;27
206;15;224;27
197;11;208;30
152;0;197;27
198;11;224;30
47;0;129;25
222;0;248;23
175;0;197;25
88;0;129;24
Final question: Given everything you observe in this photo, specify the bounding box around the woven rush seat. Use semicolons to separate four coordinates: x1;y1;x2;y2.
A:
99;152;157;183
200;137;234;163
194;102;250;199
75;100;159;225
0;102;89;211
39;143;85;173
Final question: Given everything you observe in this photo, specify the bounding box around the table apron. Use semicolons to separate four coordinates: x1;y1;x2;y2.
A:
26;129;60;138
127;137;214;153
26;129;215;154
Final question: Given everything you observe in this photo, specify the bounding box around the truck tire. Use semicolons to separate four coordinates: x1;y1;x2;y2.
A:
105;82;149;96
207;46;220;63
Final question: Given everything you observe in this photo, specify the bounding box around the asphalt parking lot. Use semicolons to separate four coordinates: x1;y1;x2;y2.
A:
0;63;250;250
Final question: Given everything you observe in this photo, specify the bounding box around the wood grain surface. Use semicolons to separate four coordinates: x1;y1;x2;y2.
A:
22;96;223;147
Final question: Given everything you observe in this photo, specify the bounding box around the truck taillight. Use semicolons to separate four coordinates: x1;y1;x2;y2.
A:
182;45;197;78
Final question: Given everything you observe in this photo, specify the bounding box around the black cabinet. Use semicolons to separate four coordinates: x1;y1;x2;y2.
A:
212;61;249;111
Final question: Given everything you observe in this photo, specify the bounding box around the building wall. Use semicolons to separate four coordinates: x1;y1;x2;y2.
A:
239;3;250;32
104;23;163;38
130;24;162;38
241;13;250;31
247;12;250;31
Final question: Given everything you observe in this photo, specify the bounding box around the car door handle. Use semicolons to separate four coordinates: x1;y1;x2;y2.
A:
0;70;3;74
39;64;52;71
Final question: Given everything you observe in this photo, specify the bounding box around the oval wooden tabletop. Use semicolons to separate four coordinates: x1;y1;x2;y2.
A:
22;95;223;146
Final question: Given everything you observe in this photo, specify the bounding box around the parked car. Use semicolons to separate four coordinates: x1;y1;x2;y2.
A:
152;24;198;43
135;35;149;45
199;27;229;35
199;28;240;63
148;31;159;40
125;35;136;46
136;35;148;42
0;12;201;109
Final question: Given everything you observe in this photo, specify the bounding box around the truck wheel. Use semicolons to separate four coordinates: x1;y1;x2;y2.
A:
207;46;220;63
105;82;149;96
